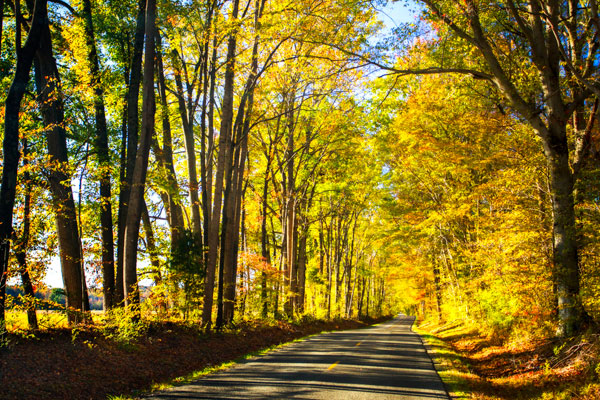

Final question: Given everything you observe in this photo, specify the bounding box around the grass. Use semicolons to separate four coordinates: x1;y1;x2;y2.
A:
415;319;600;400
5;310;105;332
414;321;476;399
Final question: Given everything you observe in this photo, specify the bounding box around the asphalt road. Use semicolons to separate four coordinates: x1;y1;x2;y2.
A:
148;315;449;399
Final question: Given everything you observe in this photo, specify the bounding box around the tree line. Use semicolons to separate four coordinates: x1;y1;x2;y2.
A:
0;0;396;334
1;0;598;342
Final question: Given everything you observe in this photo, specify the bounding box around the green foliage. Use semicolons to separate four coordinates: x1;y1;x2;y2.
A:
49;288;67;306
103;306;148;348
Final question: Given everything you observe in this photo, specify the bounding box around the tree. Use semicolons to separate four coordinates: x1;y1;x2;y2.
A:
123;0;157;307
34;0;89;322
0;0;46;335
384;0;599;336
79;0;115;311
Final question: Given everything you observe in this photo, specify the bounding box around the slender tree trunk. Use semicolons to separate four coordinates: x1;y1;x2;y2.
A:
172;54;203;246
154;30;185;249
141;201;162;287
14;139;38;329
432;255;443;322
358;276;365;318
0;0;4;54
123;0;156;307
116;0;146;306
115;61;129;305
260;152;272;318
297;233;307;314
221;11;261;323
202;0;239;329
202;29;218;269
0;0;45;332
80;0;115;310
284;98;296;316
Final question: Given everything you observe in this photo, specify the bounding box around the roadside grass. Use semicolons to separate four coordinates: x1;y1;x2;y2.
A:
414;321;477;399
416;319;600;400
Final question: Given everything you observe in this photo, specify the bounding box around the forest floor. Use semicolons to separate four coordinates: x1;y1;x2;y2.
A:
416;320;600;399
0;315;390;400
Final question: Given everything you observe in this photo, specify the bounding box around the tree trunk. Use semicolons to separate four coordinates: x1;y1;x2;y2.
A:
123;0;156;307
221;11;262;324
115;60;129;305
15;139;38;329
0;0;45;331
432;255;443;322
141;201;162;288
116;0;146;306
543;125;584;337
80;0;115;310
284;96;296;316
202;0;239;329
260;151;272;318
297;233;307;314
34;13;88;324
202;29;218;269
155;30;185;249
172;52;203;247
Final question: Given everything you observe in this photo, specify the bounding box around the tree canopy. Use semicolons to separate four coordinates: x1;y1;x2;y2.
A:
0;0;598;343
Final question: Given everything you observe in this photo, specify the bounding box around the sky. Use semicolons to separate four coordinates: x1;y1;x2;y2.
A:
377;1;420;31
38;1;420;290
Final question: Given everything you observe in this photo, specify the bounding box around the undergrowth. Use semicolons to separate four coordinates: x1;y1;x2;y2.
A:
416;318;600;399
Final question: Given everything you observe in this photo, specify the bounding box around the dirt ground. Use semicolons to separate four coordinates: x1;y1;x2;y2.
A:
0;317;387;400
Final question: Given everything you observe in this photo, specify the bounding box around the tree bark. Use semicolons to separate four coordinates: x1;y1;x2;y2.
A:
0;0;45;331
15;139;38;329
80;0;115;310
141;200;162;288
155;29;185;249
116;0;146;306
171;52;203;247
260;147;272;318
432;255;443;322
284;94;296;316
544;126;583;336
123;0;156;307
297;233;307;314
202;0;239;329
34;15;87;323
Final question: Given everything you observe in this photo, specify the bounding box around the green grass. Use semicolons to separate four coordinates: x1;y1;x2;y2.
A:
414;322;475;399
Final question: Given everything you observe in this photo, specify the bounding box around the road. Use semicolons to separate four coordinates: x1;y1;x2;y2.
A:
148;315;449;399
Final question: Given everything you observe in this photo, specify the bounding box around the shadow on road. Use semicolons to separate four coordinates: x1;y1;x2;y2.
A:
149;316;448;400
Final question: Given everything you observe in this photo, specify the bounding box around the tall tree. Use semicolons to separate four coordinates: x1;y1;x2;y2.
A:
0;0;46;332
123;0;157;307
116;0;146;305
202;0;240;329
34;5;88;322
79;0;115;310
396;0;600;336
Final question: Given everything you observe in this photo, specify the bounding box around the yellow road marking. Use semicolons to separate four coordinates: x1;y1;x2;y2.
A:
327;361;339;370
